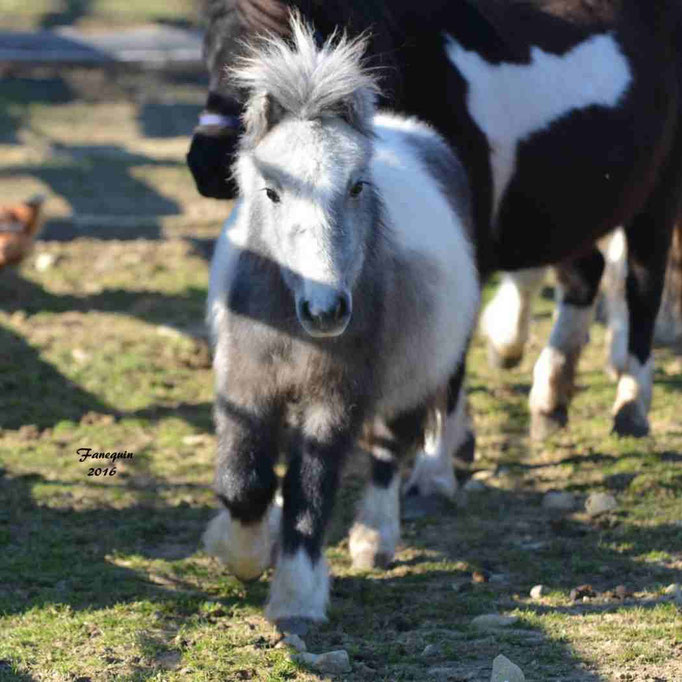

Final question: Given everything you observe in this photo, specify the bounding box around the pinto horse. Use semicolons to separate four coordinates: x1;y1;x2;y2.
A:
192;1;682;497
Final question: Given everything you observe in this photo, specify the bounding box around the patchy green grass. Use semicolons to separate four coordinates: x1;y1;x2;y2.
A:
1;65;681;682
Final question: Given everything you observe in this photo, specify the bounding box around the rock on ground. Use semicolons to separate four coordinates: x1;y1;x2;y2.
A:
530;584;545;599
275;634;306;652
542;491;576;511
294;650;351;674
491;654;525;682
585;492;617;517
472;614;518;630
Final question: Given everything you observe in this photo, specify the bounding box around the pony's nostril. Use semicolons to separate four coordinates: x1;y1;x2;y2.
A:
333;295;349;322
300;299;313;323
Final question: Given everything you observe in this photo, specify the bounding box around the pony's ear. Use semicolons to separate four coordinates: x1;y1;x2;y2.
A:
242;91;287;147
340;86;376;136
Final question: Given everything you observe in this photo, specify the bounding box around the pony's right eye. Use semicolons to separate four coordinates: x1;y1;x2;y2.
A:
265;188;281;204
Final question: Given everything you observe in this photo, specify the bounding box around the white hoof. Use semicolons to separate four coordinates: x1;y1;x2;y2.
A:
203;500;281;581
349;477;400;569
404;451;457;500
266;548;329;625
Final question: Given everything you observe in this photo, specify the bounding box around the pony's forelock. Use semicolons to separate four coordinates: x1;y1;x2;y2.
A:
231;12;380;145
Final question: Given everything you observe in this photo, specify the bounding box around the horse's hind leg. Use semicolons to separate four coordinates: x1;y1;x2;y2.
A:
529;249;605;440
204;391;281;582
614;200;680;436
349;407;426;570
481;268;547;369
266;400;357;633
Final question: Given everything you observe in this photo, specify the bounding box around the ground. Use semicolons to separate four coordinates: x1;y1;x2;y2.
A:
0;22;681;682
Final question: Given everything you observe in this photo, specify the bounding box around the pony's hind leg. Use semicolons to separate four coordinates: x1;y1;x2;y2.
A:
349;408;426;570
266;400;358;633
204;390;282;581
404;363;474;499
481;268;547;369
529;249;604;440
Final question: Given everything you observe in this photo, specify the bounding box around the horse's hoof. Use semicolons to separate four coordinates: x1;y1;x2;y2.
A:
487;342;523;370
530;407;568;441
276;618;312;637
612;401;649;438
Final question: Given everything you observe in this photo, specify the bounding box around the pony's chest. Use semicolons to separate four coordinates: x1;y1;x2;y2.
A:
443;33;633;223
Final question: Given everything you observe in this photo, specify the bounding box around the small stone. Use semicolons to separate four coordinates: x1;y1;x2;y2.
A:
182;434;210;446
542;491;576;511
35;252;56;272
428;667;460;678
472;570;490;584
530;584;545;599
665;583;681;603
585;492;617;517
71;348;90;364
569;584;596;601
295;650;351;675
276;634;306;652
491;654;525;682
613;585;632;600
421;644;441;658
471;614;518;629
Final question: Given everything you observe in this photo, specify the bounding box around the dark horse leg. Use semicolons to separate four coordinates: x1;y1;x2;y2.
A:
529;249;605;441
266;399;359;633
349;406;427;570
613;149;682;435
205;391;282;581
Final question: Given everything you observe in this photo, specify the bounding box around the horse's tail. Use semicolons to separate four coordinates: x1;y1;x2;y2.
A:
656;218;682;344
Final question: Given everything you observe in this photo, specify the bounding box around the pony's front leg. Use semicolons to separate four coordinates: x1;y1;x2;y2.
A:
266;402;356;633
204;391;282;582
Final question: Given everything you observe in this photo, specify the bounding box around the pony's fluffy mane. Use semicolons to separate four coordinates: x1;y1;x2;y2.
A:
231;13;380;145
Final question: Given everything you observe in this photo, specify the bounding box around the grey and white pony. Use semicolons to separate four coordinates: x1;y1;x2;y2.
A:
204;18;478;630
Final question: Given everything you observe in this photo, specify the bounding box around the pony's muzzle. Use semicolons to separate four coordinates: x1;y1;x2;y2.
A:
297;290;352;337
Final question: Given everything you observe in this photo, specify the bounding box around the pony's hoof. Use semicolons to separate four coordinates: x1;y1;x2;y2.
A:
276;618;312;637
612;401;649;437
487;342;523;370
530;407;568;441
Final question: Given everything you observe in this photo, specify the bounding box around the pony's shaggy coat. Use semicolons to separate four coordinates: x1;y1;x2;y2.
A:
206;18;478;626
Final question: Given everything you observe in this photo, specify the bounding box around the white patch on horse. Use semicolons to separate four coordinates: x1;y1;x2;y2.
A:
529;301;593;414
372;113;480;414
404;387;469;499
444;33;633;221
614;354;653;415
266;548;329;624
349;473;400;569
481;267;547;363
202;498;282;581
599;229;629;376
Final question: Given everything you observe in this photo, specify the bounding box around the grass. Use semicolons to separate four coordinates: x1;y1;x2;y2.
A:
0;64;681;682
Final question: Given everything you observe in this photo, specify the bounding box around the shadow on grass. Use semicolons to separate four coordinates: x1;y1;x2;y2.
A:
0;322;212;431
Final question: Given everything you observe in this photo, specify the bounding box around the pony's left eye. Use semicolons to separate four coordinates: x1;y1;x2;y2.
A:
265;188;281;204
349;181;364;198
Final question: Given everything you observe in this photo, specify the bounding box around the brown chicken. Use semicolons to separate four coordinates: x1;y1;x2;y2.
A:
0;195;45;268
